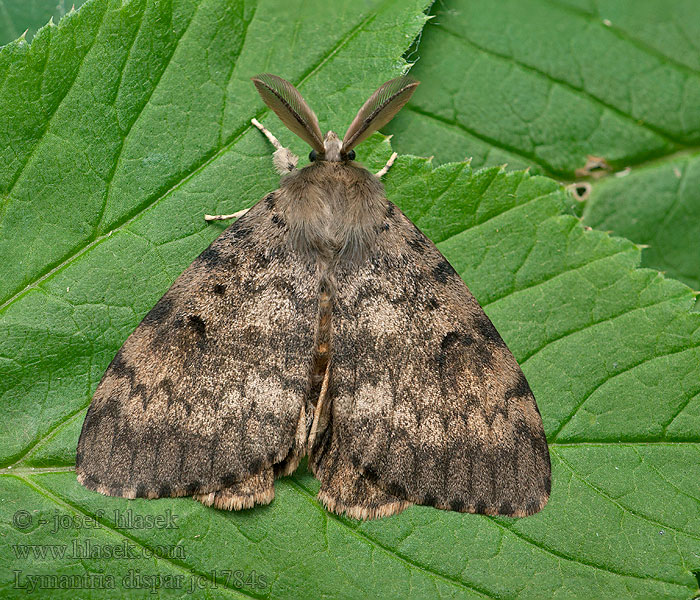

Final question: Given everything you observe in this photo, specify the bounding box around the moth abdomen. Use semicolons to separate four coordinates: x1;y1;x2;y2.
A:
308;276;334;407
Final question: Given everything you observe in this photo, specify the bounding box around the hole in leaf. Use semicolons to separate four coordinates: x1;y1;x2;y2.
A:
575;155;611;179
567;182;592;202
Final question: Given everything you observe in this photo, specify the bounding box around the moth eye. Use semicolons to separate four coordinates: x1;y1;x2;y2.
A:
309;150;317;162
347;150;356;161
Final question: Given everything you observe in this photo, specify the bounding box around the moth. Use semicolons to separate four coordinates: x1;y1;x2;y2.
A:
76;74;551;519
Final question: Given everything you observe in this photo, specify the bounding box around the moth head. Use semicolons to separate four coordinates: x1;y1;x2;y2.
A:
252;74;419;163
321;131;343;162
309;133;354;163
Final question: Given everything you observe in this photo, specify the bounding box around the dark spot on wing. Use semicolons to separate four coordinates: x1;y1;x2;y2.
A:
432;259;456;283
385;202;395;219
130;382;148;410
188;315;206;337
440;331;475;354
420;493;436;507
213;283;227;295
185;481;202;495
427;297;440;310
514;419;531;440
385;480;407;499
450;498;466;512
158;378;192;415
271;214;286;228
408;226;428;253
109;485;123;497
235;225;253;240
255;252;270;268
363;465;379;482
505;372;532;400
221;472;239;487
524;497;541;515
471;339;495;373
437;331;478;378
249;457;263;474
408;236;427;253
265;193;276;209
109;349;130;378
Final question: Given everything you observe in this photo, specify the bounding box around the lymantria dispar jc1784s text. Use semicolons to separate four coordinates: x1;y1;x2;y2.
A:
76;74;551;519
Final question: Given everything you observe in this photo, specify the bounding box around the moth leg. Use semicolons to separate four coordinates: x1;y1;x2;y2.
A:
374;151;398;178
311;431;412;520
204;207;249;222
251;117;299;174
194;468;274;510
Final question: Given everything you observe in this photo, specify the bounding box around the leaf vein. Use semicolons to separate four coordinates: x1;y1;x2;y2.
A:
521;293;689;366
434;23;684;147
545;0;700;79
93;0;191;237
406;105;557;175
3;2;108;196
552;342;700;441
483;247;633;309
285;478;495;599
630;446;700;505
490;515;688;587
554;448;700;544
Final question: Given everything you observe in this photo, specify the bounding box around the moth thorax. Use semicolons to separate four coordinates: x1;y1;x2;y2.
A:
322;131;342;162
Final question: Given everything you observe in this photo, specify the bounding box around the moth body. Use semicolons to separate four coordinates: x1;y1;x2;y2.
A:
76;74;551;521
320;130;343;162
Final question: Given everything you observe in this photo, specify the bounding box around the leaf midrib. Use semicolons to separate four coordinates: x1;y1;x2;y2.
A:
545;0;700;78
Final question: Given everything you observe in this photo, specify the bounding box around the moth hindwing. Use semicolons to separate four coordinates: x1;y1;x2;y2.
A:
77;74;551;520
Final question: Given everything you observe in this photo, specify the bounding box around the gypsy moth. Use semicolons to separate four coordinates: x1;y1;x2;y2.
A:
76;74;551;520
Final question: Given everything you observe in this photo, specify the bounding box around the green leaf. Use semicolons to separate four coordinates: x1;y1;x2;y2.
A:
582;153;700;291
2;2;700;600
0;0;88;45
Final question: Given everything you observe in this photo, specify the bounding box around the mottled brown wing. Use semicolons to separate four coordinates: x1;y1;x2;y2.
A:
76;193;319;500
327;201;551;517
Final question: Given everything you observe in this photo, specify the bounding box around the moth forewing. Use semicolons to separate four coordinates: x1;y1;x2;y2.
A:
76;73;551;521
